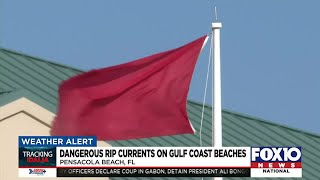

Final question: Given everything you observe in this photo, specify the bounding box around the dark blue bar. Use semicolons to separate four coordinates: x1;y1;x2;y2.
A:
19;136;97;147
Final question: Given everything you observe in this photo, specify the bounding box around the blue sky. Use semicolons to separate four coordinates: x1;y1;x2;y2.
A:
1;0;319;135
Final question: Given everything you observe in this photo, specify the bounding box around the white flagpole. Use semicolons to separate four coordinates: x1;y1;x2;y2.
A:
212;21;222;180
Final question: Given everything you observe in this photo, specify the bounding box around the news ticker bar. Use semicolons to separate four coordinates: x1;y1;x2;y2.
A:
56;168;251;177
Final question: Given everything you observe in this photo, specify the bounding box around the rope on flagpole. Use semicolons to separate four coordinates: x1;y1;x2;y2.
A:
199;33;213;147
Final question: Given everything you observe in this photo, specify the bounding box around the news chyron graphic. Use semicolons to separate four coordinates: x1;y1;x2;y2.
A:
18;136;97;177
251;147;302;177
18;136;302;178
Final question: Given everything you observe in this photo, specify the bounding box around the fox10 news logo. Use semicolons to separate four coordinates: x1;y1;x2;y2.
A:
251;147;302;177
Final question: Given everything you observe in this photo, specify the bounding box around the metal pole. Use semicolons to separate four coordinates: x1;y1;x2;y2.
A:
212;22;222;180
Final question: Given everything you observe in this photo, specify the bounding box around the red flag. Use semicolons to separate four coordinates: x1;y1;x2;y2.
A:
51;35;207;140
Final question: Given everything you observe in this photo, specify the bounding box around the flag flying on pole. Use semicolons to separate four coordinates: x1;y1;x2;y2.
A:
51;35;207;140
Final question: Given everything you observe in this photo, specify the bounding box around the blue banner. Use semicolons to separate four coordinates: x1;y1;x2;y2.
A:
19;136;97;147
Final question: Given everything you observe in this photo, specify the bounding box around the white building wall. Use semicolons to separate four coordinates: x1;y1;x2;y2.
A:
0;98;110;180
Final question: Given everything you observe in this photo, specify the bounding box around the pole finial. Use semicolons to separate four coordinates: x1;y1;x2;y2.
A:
214;6;218;21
